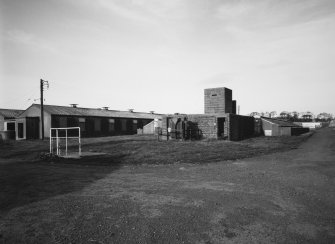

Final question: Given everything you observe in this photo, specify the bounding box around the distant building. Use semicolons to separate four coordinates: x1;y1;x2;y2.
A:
0;109;24;140
261;117;309;136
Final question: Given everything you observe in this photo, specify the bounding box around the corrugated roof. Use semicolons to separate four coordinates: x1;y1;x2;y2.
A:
29;104;161;119
261;117;301;127
0;109;24;119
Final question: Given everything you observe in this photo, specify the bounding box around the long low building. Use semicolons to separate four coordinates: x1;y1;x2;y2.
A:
9;104;162;140
261;117;309;136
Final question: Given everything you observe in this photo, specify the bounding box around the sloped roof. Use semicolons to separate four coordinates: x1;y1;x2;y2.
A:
0;109;24;119
261;117;301;127
26;104;161;119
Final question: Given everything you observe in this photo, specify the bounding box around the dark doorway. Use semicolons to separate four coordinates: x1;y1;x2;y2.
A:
18;123;24;139
217;118;225;139
26;117;40;139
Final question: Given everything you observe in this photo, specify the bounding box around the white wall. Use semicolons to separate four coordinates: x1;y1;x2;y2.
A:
19;105;51;138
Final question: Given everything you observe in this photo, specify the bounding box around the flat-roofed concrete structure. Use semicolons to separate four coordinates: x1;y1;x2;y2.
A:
204;87;233;114
159;87;255;141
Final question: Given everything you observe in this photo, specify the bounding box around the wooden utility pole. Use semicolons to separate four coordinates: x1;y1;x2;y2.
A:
40;79;49;140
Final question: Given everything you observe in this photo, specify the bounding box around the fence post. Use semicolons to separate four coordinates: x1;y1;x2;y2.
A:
65;129;68;156
56;129;59;155
79;127;81;156
50;128;52;154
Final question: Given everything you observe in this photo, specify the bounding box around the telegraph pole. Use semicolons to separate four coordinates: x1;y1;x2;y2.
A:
40;79;49;140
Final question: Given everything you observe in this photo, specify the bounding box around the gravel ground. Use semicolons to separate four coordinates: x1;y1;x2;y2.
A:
0;128;335;243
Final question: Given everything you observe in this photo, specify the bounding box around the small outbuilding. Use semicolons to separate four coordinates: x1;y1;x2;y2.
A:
160;113;255;141
0;109;24;140
261;117;309;136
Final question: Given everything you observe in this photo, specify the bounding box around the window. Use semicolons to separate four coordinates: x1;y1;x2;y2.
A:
79;118;85;132
121;119;127;131
109;119;115;132
211;94;217;97
59;117;67;127
6;122;15;131
94;118;101;131
133;120;137;124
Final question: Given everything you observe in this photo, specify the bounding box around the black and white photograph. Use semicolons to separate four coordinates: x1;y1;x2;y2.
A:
1;0;335;243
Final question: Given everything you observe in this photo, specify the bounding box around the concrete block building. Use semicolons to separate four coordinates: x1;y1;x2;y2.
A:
161;113;254;141
160;87;255;141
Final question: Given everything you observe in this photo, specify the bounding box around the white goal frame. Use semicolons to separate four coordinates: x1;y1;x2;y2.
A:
50;127;81;156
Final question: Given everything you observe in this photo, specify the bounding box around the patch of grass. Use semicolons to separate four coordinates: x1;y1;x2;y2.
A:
0;133;313;165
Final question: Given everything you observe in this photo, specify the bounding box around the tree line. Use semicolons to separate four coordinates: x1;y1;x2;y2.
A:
248;111;333;122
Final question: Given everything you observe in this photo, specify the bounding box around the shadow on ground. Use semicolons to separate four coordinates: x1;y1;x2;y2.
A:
0;155;123;213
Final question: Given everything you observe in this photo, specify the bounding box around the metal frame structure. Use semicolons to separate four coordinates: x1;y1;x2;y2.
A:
50;127;81;156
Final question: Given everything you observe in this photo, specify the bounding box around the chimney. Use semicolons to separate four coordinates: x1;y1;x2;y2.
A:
70;104;78;108
128;109;134;113
102;107;109;110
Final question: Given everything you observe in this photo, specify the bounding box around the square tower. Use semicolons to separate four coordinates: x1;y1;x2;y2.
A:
232;100;237;114
204;87;232;114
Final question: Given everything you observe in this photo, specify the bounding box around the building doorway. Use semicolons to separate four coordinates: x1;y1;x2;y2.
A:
26;117;40;139
217;117;226;139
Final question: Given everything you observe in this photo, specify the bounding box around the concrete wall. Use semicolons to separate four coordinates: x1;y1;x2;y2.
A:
0;115;4;131
261;119;279;136
280;127;291;136
204;87;232;114
228;114;255;141
142;120;154;134
161;113;254;141
141;119;162;134
161;114;216;139
187;114;219;139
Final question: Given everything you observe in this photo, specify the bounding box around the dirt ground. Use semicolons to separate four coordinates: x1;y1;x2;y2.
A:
1;128;335;243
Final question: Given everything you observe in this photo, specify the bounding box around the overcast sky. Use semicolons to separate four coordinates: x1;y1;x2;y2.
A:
1;0;334;115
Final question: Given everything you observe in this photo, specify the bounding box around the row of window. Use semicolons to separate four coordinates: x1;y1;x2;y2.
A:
52;116;143;133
